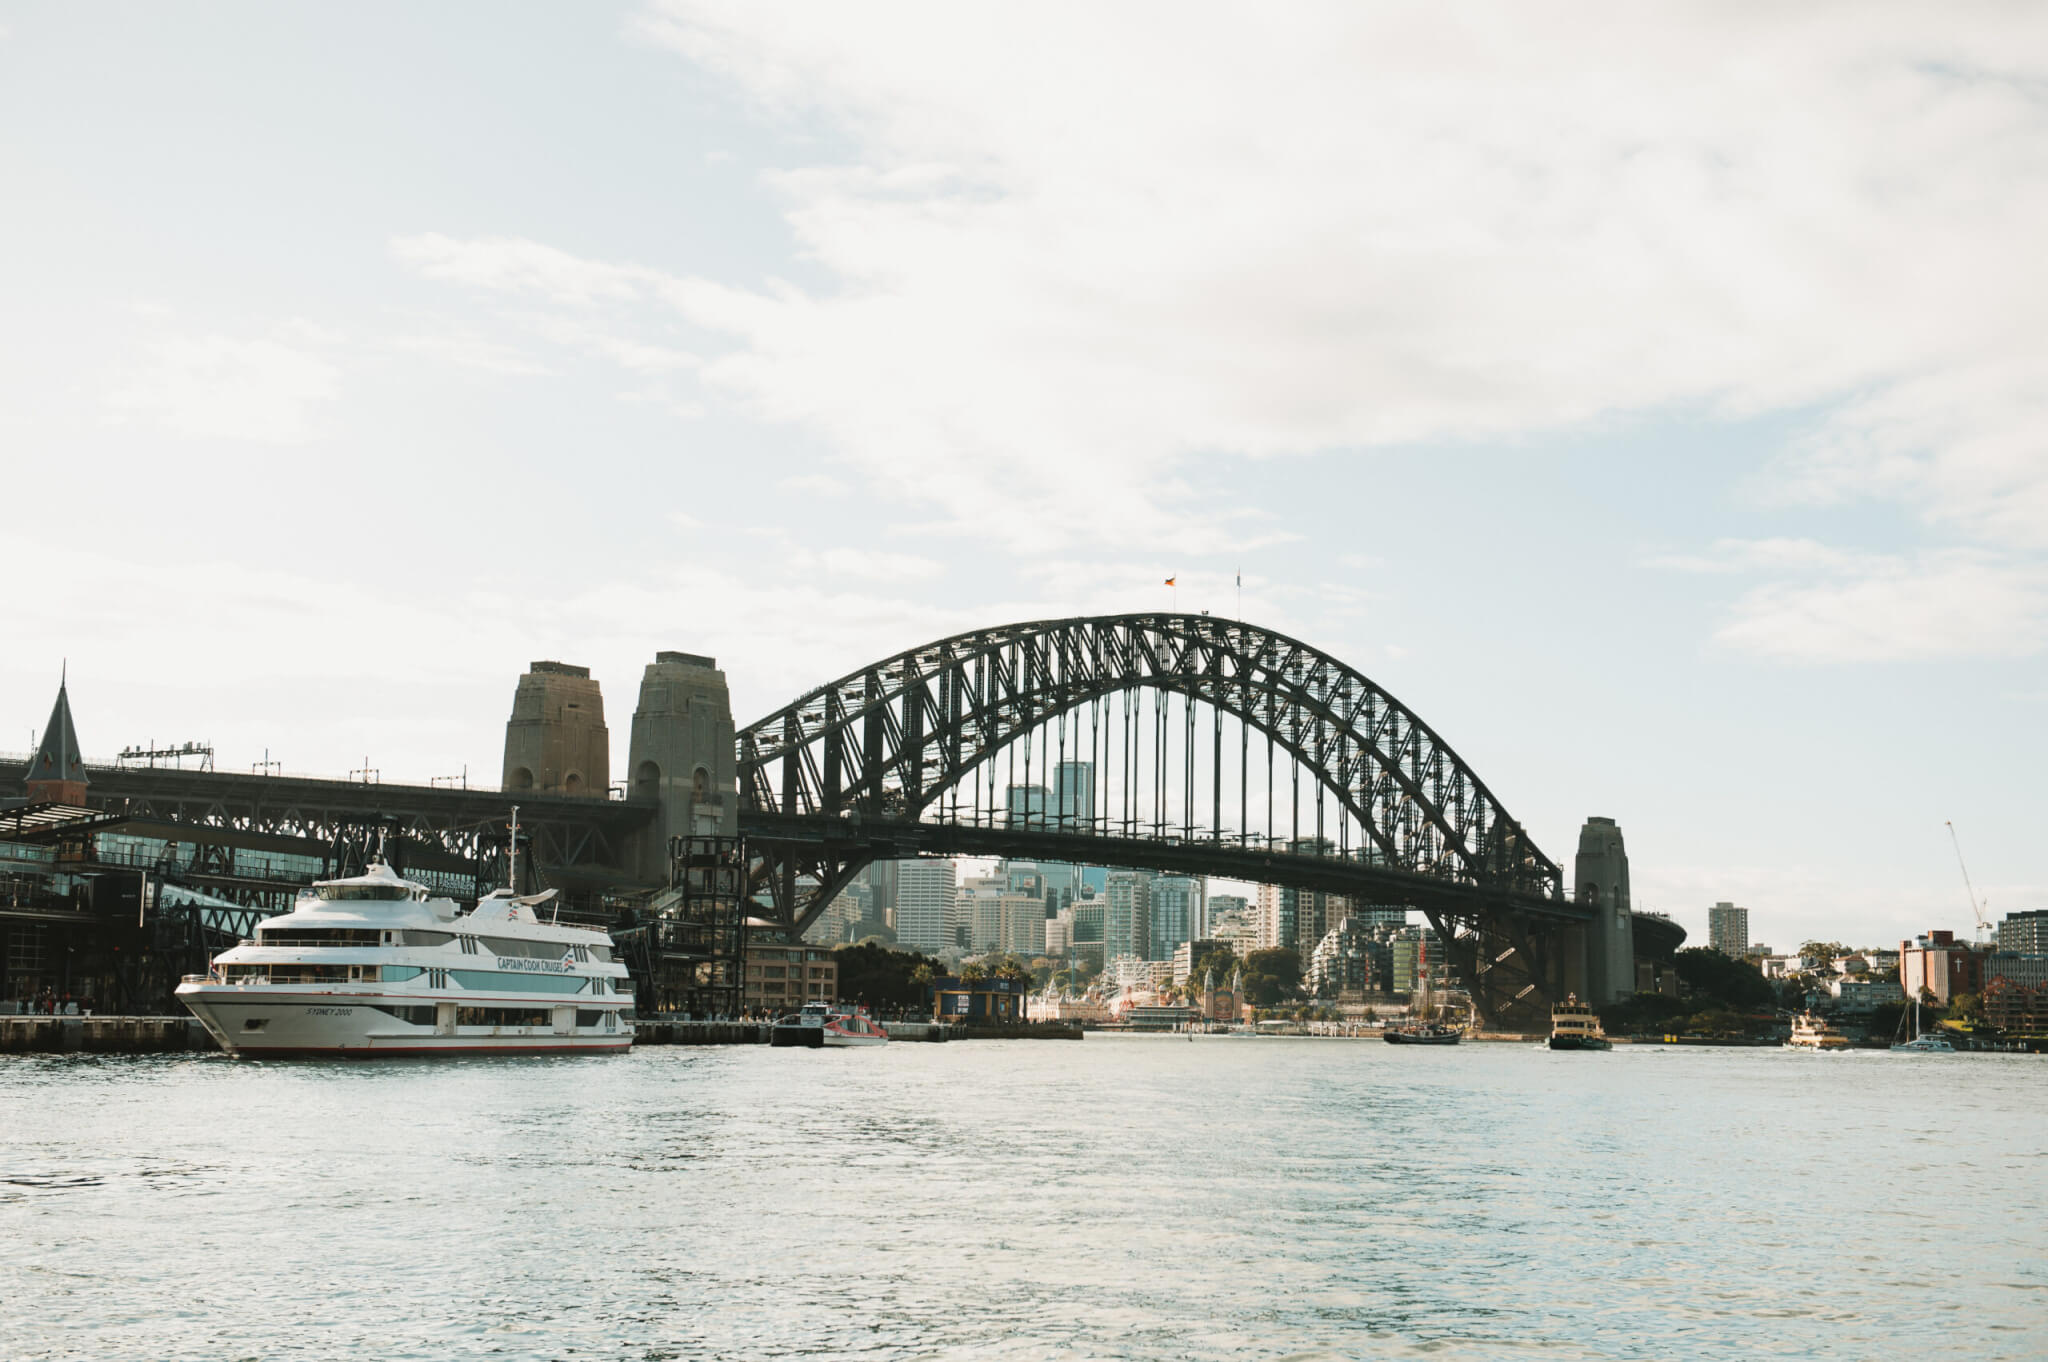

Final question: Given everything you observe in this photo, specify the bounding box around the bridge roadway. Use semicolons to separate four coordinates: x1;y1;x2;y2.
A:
2;760;658;892
741;810;1599;930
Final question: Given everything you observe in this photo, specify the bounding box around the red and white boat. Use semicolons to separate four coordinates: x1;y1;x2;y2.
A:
770;1000;891;1048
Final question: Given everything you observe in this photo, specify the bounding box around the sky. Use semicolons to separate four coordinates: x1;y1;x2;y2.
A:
3;2;2045;950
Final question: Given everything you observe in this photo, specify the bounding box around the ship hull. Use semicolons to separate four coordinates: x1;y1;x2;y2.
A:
178;986;631;1057
1547;1035;1612;1051
1384;1029;1461;1045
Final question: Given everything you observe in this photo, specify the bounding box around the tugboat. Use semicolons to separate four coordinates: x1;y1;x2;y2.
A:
1548;993;1612;1051
770;1000;891;1048
1786;1011;1850;1051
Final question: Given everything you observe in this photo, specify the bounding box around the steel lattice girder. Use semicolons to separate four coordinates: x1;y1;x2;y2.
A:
737;613;1564;896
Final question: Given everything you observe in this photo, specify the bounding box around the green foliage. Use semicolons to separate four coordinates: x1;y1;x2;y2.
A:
1240;947;1301;1006
833;940;943;1009
959;961;988;984
1186;941;1239;990
981;953;1033;985
1946;991;1984;1023
1798;941;1846;970
1673;947;1775;1009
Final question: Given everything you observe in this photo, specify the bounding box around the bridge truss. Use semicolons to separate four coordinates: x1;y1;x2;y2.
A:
738;613;1587;1025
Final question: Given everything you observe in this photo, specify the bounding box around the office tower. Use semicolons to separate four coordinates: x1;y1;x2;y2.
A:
1104;870;1151;961
896;860;959;953
1708;902;1749;957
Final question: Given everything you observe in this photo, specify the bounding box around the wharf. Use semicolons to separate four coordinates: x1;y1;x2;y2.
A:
631;1020;768;1045
1;1015;216;1054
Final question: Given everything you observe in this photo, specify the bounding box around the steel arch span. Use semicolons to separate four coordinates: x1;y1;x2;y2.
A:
735;615;1592;1024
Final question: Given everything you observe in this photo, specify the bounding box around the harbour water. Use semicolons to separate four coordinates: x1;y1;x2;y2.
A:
3;1037;2043;1360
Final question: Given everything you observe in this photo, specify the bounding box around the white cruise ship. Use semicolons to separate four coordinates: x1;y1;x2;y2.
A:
176;857;634;1057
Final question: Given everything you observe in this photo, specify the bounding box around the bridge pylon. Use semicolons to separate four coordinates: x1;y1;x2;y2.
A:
626;651;738;881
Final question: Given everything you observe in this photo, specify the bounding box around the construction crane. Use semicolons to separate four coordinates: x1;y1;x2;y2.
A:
1946;820;1992;943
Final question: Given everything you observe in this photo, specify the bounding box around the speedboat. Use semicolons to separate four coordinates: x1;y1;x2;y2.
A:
1548;993;1612;1051
770;1000;891;1048
176;832;634;1057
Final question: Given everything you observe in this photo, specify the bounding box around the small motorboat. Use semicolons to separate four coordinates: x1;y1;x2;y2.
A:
770;1001;891;1048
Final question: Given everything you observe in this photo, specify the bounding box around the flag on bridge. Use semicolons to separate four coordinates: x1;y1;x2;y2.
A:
1164;576;1176;587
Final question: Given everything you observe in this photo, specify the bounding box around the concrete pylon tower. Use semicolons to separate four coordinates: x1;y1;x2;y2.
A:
1575;816;1636;1004
627;650;737;878
24;671;89;806
502;662;609;797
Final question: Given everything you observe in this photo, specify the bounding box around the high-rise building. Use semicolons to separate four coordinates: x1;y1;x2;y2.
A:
1254;884;1282;949
866;861;900;928
1148;875;1203;960
1054;762;1096;830
1308;917;1377;998
1389;926;1443;995
1104;871;1151;961
805;879;874;945
1004;784;1049;827
896;860;959;954
1997;910;2048;954
1708;902;1749;957
1347;904;1408;931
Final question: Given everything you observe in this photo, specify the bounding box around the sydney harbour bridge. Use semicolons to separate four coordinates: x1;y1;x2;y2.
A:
5;613;1669;1024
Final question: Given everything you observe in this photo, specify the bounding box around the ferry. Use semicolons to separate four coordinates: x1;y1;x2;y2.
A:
1786;1012;1850;1051
769;1000;891;1048
176;848;634;1058
1548;993;1612;1051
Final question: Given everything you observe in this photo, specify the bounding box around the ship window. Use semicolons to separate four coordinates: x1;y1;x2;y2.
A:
257;928;382;947
456;1006;550;1027
315;885;412;902
587;944;611;962
480;937;577;959
399;930;454;947
575;1010;603;1028
364;1004;436;1026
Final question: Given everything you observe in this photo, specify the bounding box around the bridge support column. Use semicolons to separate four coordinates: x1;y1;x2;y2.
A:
1575;816;1635;1005
627;652;738;881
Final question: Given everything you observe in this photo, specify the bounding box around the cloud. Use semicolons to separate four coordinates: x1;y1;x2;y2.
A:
391;327;552;376
389;233;656;306
776;472;848;496
606;1;2048;554
1674;540;2048;662
105;328;340;443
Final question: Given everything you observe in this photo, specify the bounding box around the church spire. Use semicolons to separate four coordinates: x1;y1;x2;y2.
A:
25;672;89;805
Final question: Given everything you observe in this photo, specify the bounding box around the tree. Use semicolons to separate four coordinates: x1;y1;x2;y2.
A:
1240;947;1302;1006
1673;947;1774;1010
959;961;988;984
1186;941;1238;990
833;941;942;1010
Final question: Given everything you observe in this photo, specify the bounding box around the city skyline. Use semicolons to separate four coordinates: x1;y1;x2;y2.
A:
4;5;2045;951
